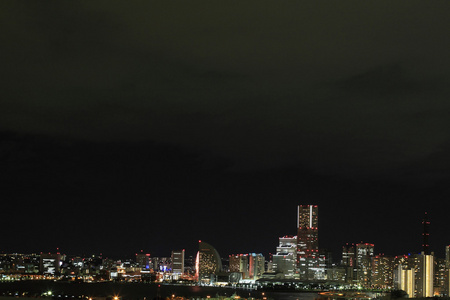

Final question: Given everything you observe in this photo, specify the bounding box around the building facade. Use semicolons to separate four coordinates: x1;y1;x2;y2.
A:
297;205;319;280
229;254;248;278
356;243;374;287
372;255;394;288
395;264;415;298
135;252;150;270
248;253;265;280
39;253;61;275
171;250;185;274
196;241;222;284
272;236;297;279
415;253;434;298
342;243;356;284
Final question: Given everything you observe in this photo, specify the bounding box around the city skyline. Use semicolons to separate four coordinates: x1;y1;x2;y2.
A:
0;205;447;263
0;209;446;298
1;1;450;261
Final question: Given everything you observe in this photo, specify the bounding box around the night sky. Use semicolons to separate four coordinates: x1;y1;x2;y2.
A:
2;1;450;261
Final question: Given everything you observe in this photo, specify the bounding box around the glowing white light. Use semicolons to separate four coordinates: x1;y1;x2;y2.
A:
309;205;312;228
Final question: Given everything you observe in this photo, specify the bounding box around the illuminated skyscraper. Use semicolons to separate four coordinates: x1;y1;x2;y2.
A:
196;241;222;284
434;257;446;295
415;253;434;297
356;243;374;286
342;244;356;267
394;265;415;298
296;205;318;280
248;253;265;280
342;243;356;284
372;254;394;288
229;254;249;278
229;255;241;273
171;250;185;274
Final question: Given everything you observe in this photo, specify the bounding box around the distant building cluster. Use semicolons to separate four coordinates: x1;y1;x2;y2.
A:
194;205;450;298
0;250;195;283
1;206;449;298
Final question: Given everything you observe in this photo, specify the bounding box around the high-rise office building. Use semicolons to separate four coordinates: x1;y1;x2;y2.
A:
39;253;61;275
171;250;185;274
315;249;327;280
229;255;241;273
228;253;264;281
272;236;297;279
277;236;298;255
136;252;150;269
342;243;356;284
248;253;265;280
342;244;356;267
356;243;374;286
152;257;171;272
297;205;318;280
229;254;249;278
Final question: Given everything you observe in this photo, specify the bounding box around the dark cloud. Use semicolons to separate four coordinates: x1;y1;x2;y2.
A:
2;1;450;257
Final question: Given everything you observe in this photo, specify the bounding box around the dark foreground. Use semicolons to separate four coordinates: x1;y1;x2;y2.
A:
0;281;319;300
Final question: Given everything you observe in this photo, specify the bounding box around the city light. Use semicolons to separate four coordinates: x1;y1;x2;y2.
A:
0;206;445;298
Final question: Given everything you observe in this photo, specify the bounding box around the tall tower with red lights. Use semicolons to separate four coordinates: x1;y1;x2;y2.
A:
296;204;319;279
422;212;430;255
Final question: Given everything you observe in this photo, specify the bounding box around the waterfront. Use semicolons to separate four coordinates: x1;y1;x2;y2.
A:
0;281;319;300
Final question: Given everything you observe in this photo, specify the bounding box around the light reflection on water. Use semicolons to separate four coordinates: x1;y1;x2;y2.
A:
0;281;321;300
263;292;318;300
